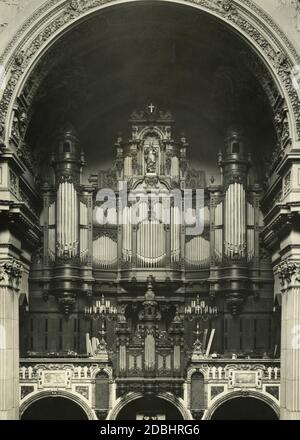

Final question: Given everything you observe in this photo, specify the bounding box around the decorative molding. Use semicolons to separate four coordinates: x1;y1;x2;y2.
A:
57;295;76;316
75;385;89;401
210;385;225;400
277;259;300;286
265;385;279;401
20;385;35;400
228;369;262;389
107;391;193;420
38;369;72;389
203;389;280;420
0;258;23;287
19;389;97;420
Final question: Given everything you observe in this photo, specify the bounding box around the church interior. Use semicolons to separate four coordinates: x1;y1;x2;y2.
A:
2;1;299;420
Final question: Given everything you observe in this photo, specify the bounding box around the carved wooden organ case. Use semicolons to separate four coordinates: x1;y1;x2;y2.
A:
40;110;262;317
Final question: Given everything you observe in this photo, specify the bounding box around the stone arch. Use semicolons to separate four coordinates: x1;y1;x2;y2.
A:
20;389;97;420
203;389;280;420
187;366;209;381
138;125;167;141
0;0;299;153
107;391;193;420
91;366;113;380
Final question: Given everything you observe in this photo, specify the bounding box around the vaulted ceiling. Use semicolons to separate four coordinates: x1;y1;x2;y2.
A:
26;2;276;184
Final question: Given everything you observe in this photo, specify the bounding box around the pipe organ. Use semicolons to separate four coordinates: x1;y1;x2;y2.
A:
209;127;261;313
211;127;260;266
25;106;277;412
39;111;263;316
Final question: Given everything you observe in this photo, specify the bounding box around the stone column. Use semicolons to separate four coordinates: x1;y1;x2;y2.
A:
277;260;300;420
0;259;22;420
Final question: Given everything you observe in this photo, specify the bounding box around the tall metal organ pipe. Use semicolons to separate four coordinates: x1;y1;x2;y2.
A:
224;183;246;258
51;123;84;261
218;127;251;261
56;180;78;258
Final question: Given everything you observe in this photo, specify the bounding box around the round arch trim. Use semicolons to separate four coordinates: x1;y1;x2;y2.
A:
0;0;299;148
203;389;280;420
107;391;193;420
19;389;97;420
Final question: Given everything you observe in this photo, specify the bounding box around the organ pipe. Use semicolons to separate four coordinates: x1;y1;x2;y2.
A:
56;181;78;258
136;202;166;267
122;206;132;262
214;201;223;262
185;236;210;268
124;156;132;178
80;201;88;264
247;201;255;261
93;235;117;268
224;183;246;258
48;201;56;261
171;206;181;263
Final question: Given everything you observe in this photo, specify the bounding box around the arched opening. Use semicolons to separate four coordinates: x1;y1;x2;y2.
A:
23;2;277;184
210;396;279;420
12;0;279;361
21;396;89;420
95;371;110;411
115;395;184;420
191;372;205;411
0;0;288;422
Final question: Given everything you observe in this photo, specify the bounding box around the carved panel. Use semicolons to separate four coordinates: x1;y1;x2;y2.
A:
20;385;34;400
75;385;89;401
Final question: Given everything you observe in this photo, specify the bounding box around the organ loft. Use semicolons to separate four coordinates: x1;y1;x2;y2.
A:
21;105;277;420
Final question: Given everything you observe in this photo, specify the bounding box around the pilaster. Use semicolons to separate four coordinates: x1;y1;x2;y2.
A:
0;259;22;420
277;259;300;419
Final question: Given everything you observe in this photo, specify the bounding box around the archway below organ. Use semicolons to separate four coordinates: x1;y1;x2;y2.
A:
21;397;89;420
115;395;184;420
210;396;278;420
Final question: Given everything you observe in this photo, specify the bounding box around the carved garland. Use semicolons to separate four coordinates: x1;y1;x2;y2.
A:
0;0;299;154
0;258;23;286
277;259;300;286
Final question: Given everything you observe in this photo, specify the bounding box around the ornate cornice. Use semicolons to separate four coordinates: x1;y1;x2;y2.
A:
0;0;299;146
0;258;23;287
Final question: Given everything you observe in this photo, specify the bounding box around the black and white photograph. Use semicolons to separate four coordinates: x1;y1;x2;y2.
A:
0;0;300;424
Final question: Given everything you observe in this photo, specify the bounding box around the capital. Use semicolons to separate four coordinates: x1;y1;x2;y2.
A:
276;259;300;289
0;259;23;288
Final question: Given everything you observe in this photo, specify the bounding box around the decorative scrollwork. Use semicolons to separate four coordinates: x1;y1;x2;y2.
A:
57;295;76;316
277;260;300;286
0;258;23;286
